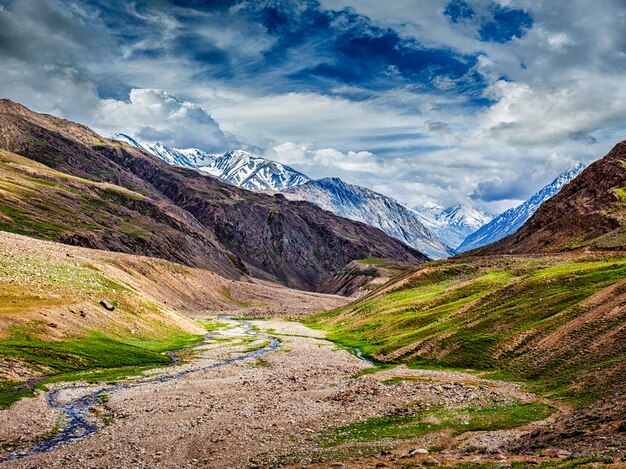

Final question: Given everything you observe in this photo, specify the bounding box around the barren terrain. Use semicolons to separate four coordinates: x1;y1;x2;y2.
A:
0;317;583;468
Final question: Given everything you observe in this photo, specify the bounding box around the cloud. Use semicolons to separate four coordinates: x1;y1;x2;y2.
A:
270;142;390;175
470;177;526;202
95;89;241;151
1;0;626;216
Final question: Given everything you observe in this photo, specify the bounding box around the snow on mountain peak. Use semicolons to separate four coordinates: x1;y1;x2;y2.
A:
285;179;454;260
457;162;586;252
109;134;309;191
413;203;492;249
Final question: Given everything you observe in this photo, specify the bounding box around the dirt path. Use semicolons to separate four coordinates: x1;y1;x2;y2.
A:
0;319;567;468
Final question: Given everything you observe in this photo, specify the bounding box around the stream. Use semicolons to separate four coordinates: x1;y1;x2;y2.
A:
0;319;278;464
336;342;373;365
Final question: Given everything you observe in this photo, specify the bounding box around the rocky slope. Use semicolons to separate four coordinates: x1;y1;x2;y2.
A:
0;99;426;290
475;143;626;254
413;203;492;249
284;178;454;259
458;163;585;252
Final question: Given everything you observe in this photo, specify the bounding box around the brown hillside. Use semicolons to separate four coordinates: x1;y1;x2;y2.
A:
0;99;426;290
474;141;626;255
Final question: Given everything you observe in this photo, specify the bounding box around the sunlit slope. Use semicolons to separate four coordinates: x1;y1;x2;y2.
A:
0;230;273;408
310;254;626;404
0;148;236;275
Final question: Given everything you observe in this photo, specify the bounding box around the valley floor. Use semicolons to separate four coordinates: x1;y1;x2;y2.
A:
0;317;597;468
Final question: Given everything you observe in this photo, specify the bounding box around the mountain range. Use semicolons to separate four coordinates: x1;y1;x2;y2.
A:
112;134;454;259
0;100;426;291
111;133;589;260
111;134;310;191
283;178;454;259
457;162;586;252
1;99;625;462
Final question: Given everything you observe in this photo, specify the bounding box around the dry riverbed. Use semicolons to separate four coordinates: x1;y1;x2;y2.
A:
0;319;566;468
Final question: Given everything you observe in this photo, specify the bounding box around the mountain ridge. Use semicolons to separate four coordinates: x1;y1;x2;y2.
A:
473;142;626;254
113;134;454;258
284;177;455;259
112;134;310;191
0;99;427;291
413;203;492;249
457;162;586;252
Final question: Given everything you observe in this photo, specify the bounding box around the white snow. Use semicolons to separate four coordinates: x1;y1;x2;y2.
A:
284;178;455;260
456;162;586;252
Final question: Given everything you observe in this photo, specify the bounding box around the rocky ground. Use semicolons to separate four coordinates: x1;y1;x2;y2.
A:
0;318;602;468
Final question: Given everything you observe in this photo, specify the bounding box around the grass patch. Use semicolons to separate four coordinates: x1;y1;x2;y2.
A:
309;255;626;406
321;402;554;446
242;340;271;353
351;363;397;378
197;319;230;331
0;331;204;409
251;358;271;368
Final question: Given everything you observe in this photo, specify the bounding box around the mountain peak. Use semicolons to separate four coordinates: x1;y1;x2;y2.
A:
0;98;32;115
413;203;492;249
457;162;586;252
224;149;256;159
111;133;142;147
285;178;454;259
112;134;310;191
318;177;349;187
472;145;626;254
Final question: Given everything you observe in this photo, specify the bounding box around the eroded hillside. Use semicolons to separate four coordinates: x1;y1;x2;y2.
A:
310;254;626;453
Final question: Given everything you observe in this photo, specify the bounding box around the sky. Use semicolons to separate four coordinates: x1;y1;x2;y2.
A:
1;0;626;213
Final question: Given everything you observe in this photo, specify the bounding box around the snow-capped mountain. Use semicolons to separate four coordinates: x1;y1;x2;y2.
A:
457;162;586;253
284;178;455;260
196;150;310;191
111;134;309;191
111;133;215;167
413;204;492;249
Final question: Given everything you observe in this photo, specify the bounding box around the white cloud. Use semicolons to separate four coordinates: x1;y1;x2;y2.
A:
2;0;626;216
94;88;240;151
270;142;390;175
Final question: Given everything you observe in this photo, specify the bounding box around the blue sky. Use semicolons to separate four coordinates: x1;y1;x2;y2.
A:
1;0;626;212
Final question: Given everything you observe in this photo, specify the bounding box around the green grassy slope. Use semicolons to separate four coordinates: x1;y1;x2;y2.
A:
309;254;626;405
0;231;216;409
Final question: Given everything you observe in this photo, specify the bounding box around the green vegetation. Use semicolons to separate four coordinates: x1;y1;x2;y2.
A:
321;402;554;446
251;358;271;368
0;148;151;242
0;254;129;295
357;258;394;265
612;186;626;204
242;339;271;353
309;255;626;405
0;331;204;409
197;319;230;331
